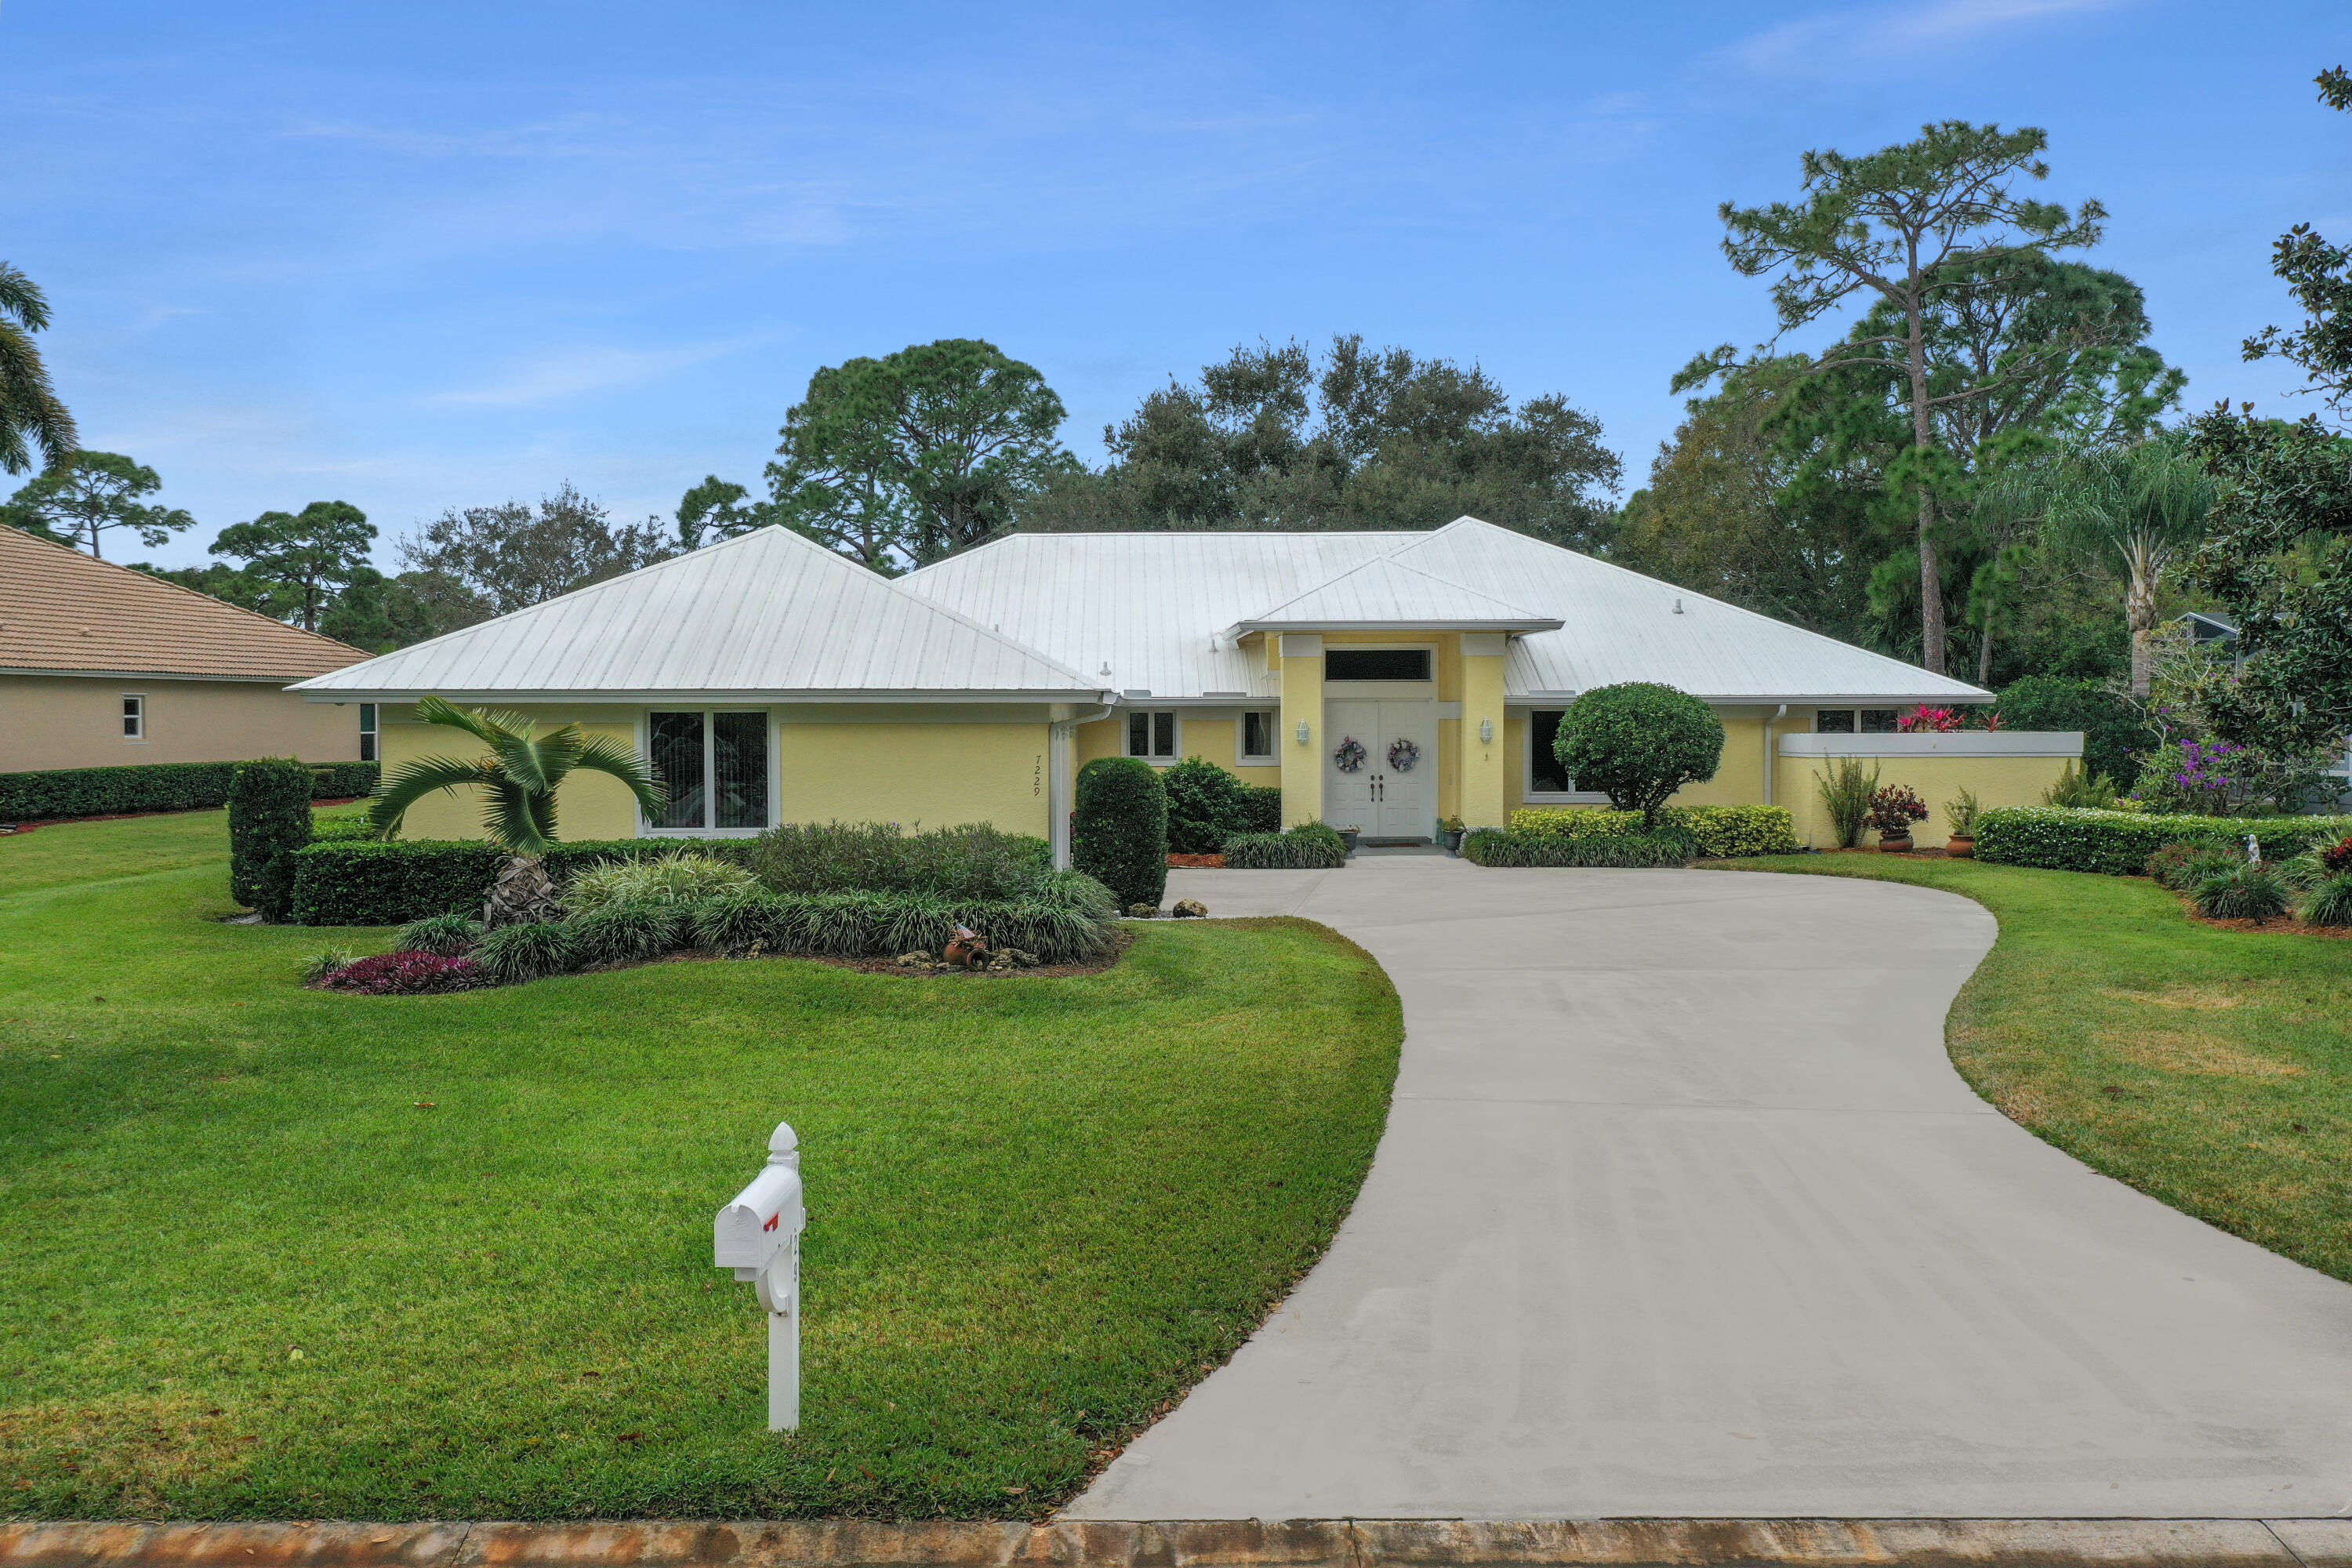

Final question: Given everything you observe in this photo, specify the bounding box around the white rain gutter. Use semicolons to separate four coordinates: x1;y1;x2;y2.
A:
1049;700;1117;869
1762;704;1788;806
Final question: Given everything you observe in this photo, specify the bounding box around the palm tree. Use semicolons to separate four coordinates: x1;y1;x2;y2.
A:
2043;435;2220;697
369;696;666;925
1;262;78;476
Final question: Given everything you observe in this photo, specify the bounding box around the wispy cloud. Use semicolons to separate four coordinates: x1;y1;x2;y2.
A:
1722;0;2136;79
427;335;782;410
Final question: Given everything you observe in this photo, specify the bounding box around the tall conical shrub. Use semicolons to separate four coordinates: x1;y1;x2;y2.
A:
1073;756;1168;909
228;757;317;921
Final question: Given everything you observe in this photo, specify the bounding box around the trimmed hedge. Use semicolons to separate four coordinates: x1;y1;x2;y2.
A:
1973;806;2352;876
1238;784;1283;836
1073;757;1167;909
1509;804;1799;858
228;758;316;920
1463;829;1693;867
1221;822;1348;869
289;837;757;926
0;759;379;822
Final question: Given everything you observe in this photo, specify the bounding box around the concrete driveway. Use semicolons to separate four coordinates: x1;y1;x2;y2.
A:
1067;857;2352;1520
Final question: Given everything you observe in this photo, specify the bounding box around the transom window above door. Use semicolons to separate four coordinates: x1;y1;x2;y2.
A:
1127;710;1178;761
1325;648;1432;681
648;710;770;833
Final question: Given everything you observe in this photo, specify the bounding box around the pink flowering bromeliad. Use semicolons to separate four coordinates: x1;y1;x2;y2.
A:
1897;705;2004;733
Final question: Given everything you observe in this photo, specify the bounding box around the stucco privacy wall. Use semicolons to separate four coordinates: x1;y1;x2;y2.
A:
1777;732;2084;848
2;673;363;772
377;706;1054;842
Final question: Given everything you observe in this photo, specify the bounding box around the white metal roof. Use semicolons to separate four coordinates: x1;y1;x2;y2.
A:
292;526;1102;702
902;517;1992;706
299;515;1991;708
1232;554;1563;635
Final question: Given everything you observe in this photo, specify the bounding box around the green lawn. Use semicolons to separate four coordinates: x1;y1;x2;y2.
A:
0;811;1402;1520
1715;855;2352;1284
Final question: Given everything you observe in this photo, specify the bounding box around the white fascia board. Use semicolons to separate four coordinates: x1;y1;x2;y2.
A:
1232;617;1563;635
1779;731;2084;757
301;687;1116;706
1504;692;1998;708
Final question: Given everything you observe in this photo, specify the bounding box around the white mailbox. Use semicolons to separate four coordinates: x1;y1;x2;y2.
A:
713;1120;806;1431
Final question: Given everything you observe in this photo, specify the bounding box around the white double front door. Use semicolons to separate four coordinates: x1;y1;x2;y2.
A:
1325;700;1438;841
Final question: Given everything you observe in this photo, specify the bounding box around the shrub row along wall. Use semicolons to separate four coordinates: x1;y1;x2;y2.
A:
1221;823;1348;869
1972;807;2352;876
290;838;758;926
1463;829;1693;867
0;760;379;822
1508;804;1800;858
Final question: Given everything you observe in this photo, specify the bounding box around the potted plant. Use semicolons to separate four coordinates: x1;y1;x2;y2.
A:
1865;784;1929;852
1335;824;1362;855
1943;788;1981;858
1440;815;1466;855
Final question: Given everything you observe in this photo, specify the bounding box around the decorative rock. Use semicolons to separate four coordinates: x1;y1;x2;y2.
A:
1171;898;1209;919
1002;948;1041;967
895;950;933;967
1127;902;1161;919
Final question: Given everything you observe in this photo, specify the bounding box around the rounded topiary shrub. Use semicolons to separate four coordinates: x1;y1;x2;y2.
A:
1073;756;1168;909
229;757;318;921
1161;756;1248;854
1553;682;1724;831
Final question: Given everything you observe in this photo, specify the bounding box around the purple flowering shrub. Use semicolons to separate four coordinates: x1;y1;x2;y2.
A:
325;950;488;995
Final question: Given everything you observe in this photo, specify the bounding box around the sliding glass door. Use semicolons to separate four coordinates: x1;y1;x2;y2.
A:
646;710;770;833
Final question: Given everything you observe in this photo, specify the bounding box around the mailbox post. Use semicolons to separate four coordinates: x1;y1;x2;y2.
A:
713;1121;806;1431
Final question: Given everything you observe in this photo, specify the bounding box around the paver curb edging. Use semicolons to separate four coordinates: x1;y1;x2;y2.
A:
6;1519;2352;1568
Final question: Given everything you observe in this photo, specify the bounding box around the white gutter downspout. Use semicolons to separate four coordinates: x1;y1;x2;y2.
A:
1049;699;1116;869
1762;704;1788;807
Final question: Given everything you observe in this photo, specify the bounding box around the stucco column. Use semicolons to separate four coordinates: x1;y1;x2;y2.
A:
1460;633;1508;829
1279;633;1324;828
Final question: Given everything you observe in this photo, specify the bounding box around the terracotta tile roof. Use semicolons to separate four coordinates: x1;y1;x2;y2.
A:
0;524;368;680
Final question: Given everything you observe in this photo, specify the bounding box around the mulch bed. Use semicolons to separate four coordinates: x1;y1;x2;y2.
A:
1168;853;1225;868
2167;888;2352;941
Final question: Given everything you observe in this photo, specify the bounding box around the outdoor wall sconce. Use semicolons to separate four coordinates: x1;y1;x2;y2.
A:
1479;717;1494;743
1296;720;1311;745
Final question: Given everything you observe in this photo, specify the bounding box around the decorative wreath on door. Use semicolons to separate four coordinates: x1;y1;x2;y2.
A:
1387;738;1421;772
1332;735;1367;773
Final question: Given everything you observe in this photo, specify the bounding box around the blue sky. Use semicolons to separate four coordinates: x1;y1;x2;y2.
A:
5;0;2347;570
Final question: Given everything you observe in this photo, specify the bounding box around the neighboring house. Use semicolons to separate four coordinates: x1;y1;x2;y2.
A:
1;524;372;773
290;517;2082;853
2175;611;2351;807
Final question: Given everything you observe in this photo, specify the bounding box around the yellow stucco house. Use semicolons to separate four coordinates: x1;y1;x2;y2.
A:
289;517;2079;855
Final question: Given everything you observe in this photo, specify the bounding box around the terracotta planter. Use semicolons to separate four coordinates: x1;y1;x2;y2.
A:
1945;834;1976;859
1878;835;1914;854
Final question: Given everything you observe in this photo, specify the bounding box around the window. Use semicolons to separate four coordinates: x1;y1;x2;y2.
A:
121;695;144;740
358;702;378;763
1815;709;1900;734
1240;710;1276;763
1126;710;1178;760
1324;648;1432;682
1528;709;1572;794
647;710;769;832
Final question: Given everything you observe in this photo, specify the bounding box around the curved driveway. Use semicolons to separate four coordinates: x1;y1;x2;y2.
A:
1069;858;2352;1520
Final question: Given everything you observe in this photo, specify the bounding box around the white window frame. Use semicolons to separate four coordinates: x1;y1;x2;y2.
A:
1814;707;1901;735
1239;710;1277;764
121;693;146;742
637;709;777;837
1125;709;1181;763
1522;707;1609;804
358;702;378;763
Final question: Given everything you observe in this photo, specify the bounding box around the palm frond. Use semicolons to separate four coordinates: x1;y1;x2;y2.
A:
481;777;556;856
572;733;669;818
368;755;495;838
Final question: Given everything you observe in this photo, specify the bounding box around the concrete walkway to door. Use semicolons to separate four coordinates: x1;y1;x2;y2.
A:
1067;858;2352;1521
